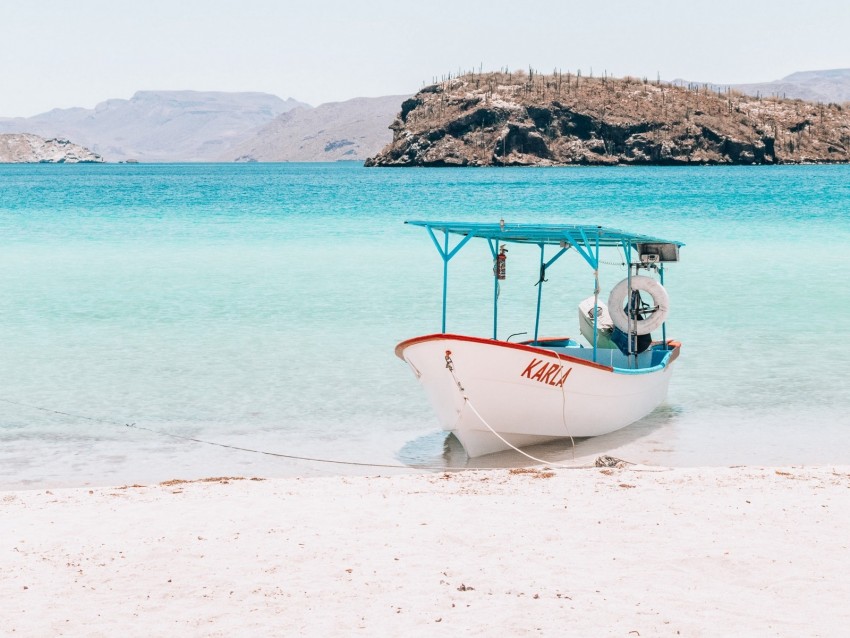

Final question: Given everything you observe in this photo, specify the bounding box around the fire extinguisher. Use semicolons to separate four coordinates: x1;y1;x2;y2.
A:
494;245;508;280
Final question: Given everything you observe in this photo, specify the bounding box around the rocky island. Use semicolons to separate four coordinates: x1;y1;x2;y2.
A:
0;133;103;163
366;70;850;166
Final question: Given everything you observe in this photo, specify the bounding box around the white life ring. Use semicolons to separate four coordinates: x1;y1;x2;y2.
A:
607;275;669;336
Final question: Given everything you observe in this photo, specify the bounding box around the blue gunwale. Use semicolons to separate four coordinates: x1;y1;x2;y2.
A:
395;333;681;375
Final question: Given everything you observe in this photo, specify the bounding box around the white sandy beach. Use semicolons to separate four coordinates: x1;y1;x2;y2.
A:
3;465;850;637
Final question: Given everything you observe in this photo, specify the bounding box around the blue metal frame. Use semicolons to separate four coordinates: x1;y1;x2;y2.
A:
412;220;683;347
660;263;667;346
408;220;683;252
532;244;569;343
426;226;473;333
593;232;600;361
487;239;499;340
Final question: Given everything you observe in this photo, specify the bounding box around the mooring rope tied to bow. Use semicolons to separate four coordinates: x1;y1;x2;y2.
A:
443;350;593;470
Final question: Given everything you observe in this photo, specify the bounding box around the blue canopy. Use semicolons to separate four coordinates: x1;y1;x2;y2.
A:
407;219;683;345
407;219;682;271
406;220;684;250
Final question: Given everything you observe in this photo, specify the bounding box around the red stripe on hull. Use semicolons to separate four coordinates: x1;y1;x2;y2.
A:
395;333;616;372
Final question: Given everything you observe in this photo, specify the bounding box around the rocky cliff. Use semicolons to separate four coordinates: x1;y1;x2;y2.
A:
366;71;850;166
0;133;103;163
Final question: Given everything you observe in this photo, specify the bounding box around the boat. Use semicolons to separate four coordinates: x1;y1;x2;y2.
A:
395;220;684;458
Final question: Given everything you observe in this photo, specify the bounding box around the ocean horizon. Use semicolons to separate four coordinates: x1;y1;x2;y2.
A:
2;162;849;488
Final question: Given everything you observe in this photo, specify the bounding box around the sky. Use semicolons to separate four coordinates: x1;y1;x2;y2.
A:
2;0;848;117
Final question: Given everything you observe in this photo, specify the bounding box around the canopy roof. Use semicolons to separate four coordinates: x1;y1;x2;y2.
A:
407;219;682;339
406;220;684;249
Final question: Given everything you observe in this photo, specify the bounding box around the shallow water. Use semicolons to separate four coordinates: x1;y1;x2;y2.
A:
1;163;849;487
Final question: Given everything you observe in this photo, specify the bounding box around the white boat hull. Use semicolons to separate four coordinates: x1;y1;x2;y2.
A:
396;334;680;457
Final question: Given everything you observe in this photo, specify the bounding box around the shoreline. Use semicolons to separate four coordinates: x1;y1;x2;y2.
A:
3;465;850;636
10;412;850;492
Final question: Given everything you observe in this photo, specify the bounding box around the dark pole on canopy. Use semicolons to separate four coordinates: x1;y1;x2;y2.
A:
533;243;570;345
533;244;545;344
660;262;667;346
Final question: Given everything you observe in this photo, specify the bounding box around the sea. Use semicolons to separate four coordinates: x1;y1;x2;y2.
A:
2;162;849;488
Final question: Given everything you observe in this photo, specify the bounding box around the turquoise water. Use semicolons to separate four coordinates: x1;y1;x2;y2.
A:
2;163;850;487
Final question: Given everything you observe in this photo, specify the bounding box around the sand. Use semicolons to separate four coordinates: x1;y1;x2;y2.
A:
3;465;850;637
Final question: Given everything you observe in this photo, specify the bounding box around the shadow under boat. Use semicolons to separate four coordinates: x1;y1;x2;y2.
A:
396;403;682;470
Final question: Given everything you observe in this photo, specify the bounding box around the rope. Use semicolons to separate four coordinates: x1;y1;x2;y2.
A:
458;391;663;472
444;352;591;470
0;397;116;426
0;352;650;473
463;398;592;469
440;350;667;473
122;422;454;471
553;349;577;457
598;243;626;267
598;258;626;266
0;397;481;472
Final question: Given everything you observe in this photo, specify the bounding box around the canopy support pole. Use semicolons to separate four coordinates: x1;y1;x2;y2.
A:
625;241;635;367
532;244;569;344
426;226;473;334
660;263;667;346
593;234;600;362
533;244;545;344
488;239;499;340
441;232;449;333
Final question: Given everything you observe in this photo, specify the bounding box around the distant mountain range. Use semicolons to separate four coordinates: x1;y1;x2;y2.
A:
0;69;848;163
0;90;404;163
675;69;850;104
0;91;307;162
222;95;409;162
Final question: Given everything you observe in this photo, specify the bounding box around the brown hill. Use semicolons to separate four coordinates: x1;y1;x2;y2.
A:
366;70;850;166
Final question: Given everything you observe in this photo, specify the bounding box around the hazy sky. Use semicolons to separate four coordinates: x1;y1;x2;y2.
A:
2;0;848;117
